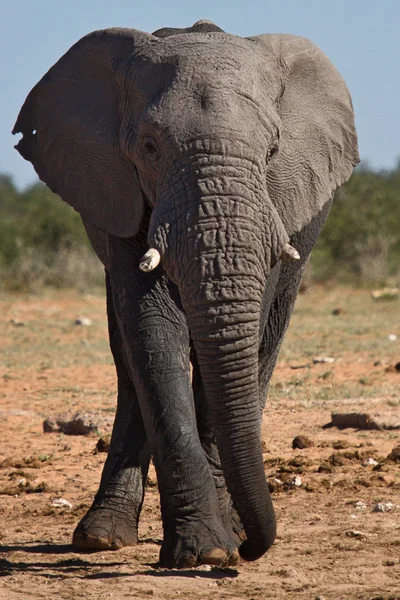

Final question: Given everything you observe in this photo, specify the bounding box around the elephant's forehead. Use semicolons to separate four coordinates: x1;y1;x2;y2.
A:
134;34;279;99
168;36;263;77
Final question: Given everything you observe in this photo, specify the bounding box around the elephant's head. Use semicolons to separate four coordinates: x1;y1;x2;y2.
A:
13;22;359;561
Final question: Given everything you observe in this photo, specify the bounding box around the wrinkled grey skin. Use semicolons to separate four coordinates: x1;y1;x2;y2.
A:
13;20;359;568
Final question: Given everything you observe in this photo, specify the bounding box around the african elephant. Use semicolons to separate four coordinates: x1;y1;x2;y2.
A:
13;20;359;568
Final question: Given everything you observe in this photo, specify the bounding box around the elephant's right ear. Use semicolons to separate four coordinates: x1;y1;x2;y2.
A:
13;28;152;237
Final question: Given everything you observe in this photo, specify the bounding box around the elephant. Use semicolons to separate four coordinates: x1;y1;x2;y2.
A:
13;19;359;568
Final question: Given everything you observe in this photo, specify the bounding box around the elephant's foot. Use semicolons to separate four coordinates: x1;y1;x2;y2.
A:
159;516;239;569
73;500;139;551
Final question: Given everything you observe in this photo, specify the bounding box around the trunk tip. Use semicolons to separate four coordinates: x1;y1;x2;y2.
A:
238;528;276;562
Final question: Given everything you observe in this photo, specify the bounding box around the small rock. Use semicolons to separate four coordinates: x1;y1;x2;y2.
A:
315;596;327;600
95;435;111;453
345;530;367;539
373;360;383;367
387;445;400;462
43;418;59;433
74;317;92;327
51;497;72;509
384;362;400;373
371;287;399;301
325;411;400;431
313;356;335;364
388;334;397;342
292;435;314;450
43;412;113;436
10;318;25;327
291;475;302;487
373;502;397;513
354;501;367;511
268;478;284;493
332;308;344;316
362;457;379;467
372;462;384;471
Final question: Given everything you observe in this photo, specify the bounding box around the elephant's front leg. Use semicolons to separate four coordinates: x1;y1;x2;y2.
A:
108;240;238;568
73;273;151;550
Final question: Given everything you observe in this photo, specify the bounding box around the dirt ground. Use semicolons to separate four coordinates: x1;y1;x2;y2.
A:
0;287;399;599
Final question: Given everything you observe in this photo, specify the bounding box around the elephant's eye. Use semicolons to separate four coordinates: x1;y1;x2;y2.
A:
266;145;279;164
142;137;160;162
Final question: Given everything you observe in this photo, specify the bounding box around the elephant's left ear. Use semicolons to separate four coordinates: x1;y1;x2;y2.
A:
13;28;153;238
249;34;360;235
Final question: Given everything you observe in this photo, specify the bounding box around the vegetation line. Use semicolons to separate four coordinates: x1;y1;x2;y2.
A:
1;162;399;291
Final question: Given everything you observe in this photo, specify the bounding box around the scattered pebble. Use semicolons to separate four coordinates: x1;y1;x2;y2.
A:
387;334;397;342
267;478;284;493
331;308;344;315
10;318;25;327
43;412;113;435
74;317;92;327
362;457;379;467
95;435;111;453
291;475;302;487
387;445;400;462
326;411;400;431
371;288;399;301
43;418;59;433
51;497;72;509
373;502;398;513
345;530;367;539
313;356;335;364
384;362;400;373
292;435;314;450
355;501;367;511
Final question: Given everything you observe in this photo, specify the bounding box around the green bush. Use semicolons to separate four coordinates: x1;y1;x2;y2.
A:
310;162;400;284
0;176;103;291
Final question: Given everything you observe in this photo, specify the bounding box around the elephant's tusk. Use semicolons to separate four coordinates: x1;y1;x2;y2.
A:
139;248;161;272
280;243;301;262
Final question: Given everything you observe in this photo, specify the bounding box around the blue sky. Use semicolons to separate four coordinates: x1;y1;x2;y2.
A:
1;0;399;188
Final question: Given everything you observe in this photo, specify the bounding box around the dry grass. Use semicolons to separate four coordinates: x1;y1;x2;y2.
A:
1;285;398;408
271;285;400;406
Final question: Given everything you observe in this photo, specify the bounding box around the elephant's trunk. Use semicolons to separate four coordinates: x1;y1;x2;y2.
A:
148;146;289;560
187;301;276;560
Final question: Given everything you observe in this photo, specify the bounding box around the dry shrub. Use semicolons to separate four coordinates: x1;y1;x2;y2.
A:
0;244;104;292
